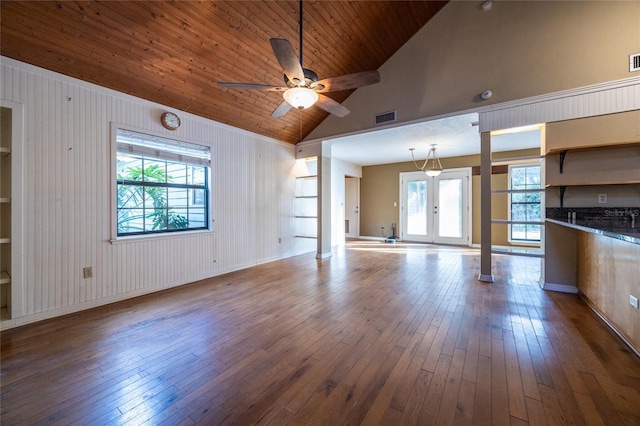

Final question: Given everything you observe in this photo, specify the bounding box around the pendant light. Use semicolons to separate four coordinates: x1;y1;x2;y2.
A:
409;144;443;177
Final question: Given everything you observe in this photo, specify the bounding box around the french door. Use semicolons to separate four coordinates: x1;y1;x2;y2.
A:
400;169;470;245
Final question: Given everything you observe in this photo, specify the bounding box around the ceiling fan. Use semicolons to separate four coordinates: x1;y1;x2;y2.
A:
217;0;380;119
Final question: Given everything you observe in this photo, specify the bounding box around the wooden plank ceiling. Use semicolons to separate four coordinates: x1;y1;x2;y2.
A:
1;1;447;144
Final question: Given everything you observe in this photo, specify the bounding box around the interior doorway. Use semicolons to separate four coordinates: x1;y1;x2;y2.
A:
399;168;471;245
344;177;359;238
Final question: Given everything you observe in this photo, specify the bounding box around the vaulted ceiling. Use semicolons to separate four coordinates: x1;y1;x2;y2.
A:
1;1;447;144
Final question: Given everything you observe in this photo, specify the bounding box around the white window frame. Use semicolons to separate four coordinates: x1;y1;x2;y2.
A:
507;163;542;245
110;124;212;242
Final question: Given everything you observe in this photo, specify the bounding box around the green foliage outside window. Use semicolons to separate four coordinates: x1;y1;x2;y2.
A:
117;163;188;234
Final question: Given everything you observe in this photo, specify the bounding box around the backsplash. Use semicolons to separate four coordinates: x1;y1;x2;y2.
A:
546;207;640;230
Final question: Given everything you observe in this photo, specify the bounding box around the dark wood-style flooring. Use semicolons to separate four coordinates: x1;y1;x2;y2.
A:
2;241;640;425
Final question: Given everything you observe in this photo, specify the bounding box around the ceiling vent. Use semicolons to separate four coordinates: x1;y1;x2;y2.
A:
630;53;640;72
375;110;397;125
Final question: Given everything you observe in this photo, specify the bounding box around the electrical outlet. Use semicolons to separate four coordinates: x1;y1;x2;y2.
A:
83;266;93;279
598;193;607;204
630;295;639;309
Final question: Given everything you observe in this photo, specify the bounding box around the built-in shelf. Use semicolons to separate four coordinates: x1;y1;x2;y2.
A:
0;198;9;203
294;171;318;240
0;147;10;155
0;238;10;244
546;180;640;187
488;149;546;259
546;141;640;155
491;220;545;225
491;247;545;258
0;271;10;285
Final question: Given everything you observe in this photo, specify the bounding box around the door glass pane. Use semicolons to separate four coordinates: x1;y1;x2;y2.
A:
438;178;462;238
407;180;427;235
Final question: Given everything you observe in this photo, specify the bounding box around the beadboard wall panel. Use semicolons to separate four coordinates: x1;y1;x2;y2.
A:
1;58;308;329
479;77;640;133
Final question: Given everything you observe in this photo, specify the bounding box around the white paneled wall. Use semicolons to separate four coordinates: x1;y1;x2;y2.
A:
479;77;640;132
1;58;311;329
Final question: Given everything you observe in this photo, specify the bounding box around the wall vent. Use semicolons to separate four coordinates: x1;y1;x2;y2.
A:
375;110;396;125
630;53;640;72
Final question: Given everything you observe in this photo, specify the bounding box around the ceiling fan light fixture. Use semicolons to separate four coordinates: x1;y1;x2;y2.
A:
283;87;318;110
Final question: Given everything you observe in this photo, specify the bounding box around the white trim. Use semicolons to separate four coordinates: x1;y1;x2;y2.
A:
542;282;579;294
357;236;387;241
315;251;332;259
478;273;494;283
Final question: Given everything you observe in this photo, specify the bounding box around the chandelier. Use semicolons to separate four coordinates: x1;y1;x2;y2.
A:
409;144;443;177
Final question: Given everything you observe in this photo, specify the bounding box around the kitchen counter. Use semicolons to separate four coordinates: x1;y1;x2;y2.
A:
546;218;640;245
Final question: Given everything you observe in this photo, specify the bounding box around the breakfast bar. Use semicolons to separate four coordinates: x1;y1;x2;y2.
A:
545;211;640;357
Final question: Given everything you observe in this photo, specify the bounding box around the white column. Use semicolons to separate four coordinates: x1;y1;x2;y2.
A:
316;155;332;259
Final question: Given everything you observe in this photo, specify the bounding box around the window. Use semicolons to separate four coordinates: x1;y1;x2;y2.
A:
116;128;210;237
509;164;541;242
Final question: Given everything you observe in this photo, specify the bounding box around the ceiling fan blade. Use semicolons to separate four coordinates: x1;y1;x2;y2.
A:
269;38;305;85
218;82;287;92
313;70;380;92
316;94;350;117
271;100;293;119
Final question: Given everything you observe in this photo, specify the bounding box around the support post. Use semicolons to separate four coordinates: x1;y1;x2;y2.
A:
316;155;332;259
479;131;494;282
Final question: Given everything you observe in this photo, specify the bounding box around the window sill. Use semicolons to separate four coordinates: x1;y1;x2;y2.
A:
110;228;213;244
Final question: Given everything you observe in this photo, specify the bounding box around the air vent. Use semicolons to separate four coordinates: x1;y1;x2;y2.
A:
375;111;396;125
630;53;640;72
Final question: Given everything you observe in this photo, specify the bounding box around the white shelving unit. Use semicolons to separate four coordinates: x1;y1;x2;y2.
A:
294;175;318;239
490;149;545;259
0;107;12;320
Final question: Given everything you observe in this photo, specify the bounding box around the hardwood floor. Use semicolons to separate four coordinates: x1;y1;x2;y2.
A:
2;241;639;425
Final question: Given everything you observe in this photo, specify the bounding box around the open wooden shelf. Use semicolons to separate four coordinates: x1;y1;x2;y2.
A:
546;141;640;155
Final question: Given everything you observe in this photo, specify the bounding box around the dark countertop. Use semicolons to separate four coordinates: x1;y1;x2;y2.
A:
546;218;640;245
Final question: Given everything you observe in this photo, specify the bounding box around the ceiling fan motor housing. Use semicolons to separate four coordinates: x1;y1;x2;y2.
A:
285;68;320;88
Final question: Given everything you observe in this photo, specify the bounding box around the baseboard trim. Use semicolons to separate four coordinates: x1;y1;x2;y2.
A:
579;292;640;359
542;282;579;294
478;273;495;283
316;251;332;259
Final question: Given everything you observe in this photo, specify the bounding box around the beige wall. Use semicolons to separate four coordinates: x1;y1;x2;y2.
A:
361;149;539;245
545;110;640;153
308;1;640;141
545;111;640;208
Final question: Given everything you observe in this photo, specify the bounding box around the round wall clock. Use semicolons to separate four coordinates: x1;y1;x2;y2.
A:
161;112;181;130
